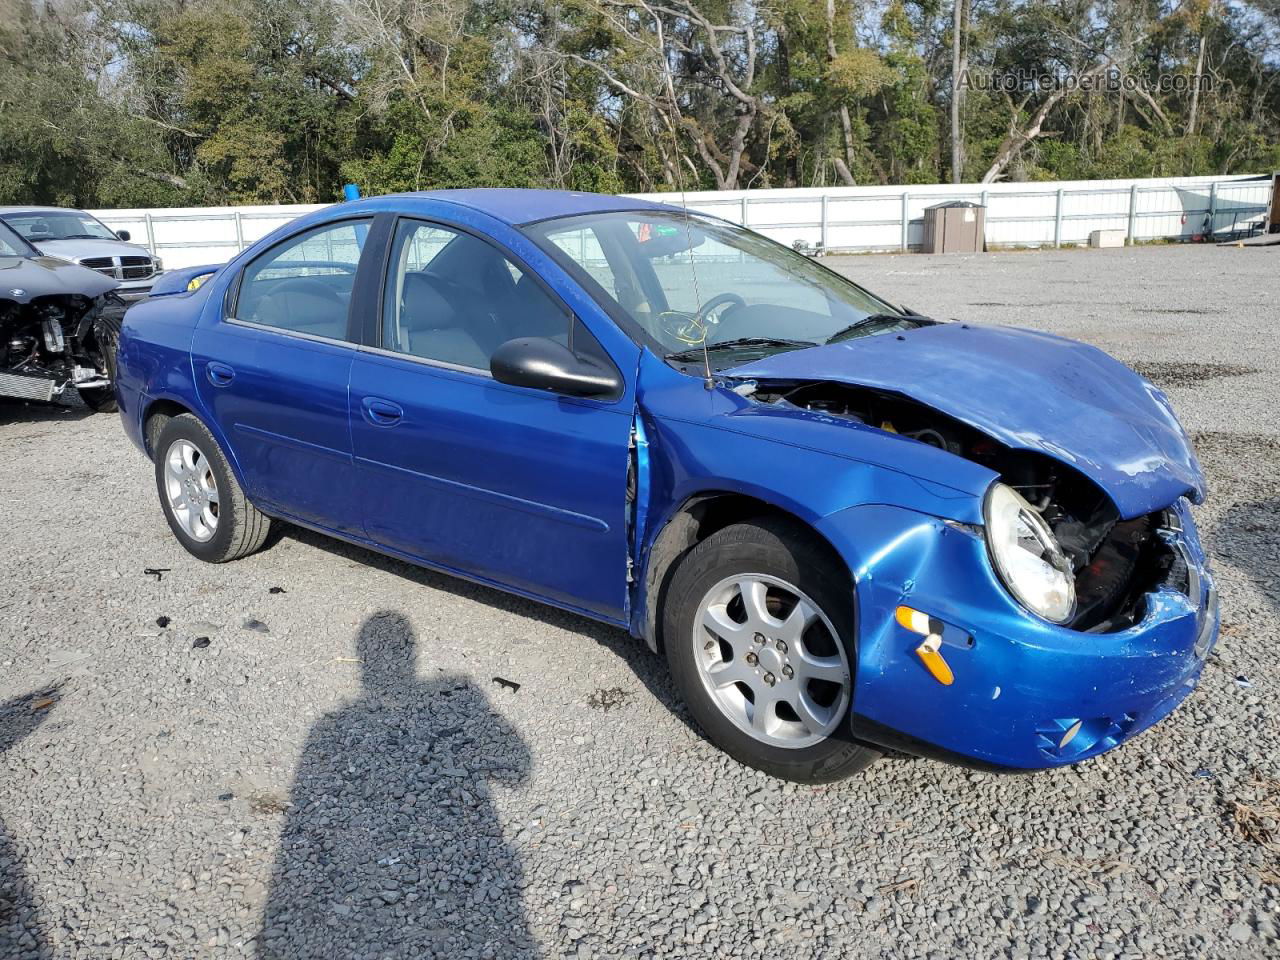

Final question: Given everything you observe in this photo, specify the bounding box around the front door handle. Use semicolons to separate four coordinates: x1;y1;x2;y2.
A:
361;396;404;426
206;362;235;386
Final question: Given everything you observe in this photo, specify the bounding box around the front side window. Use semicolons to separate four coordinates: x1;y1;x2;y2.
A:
526;211;915;368
543;225;619;299
382;220;570;371
1;210;118;242
234;220;370;341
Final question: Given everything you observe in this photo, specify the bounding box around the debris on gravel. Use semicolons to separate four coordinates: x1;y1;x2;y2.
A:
586;687;633;712
1;245;1276;959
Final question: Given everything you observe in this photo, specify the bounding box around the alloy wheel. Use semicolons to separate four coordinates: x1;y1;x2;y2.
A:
692;574;852;749
163;438;220;543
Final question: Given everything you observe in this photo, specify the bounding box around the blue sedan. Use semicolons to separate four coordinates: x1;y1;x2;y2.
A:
115;189;1218;782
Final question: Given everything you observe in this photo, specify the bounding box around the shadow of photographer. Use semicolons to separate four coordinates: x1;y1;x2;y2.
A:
258;611;536;959
0;685;60;960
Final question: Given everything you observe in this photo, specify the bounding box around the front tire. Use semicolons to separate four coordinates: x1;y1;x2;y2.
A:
77;314;123;413
77;385;117;413
663;517;880;783
154;414;271;562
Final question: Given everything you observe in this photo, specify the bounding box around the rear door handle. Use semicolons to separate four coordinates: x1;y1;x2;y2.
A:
361;396;404;426
206;362;235;386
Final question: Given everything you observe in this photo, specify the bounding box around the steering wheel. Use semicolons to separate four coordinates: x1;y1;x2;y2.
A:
655;293;748;346
695;292;746;322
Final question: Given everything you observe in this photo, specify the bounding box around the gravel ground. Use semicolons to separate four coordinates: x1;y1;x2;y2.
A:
1;243;1277;959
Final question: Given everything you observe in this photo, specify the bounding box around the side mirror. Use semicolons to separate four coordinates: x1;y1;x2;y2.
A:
490;337;620;398
116;230;131;242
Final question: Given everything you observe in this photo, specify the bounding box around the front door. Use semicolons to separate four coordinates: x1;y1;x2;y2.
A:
349;218;633;619
191;218;374;533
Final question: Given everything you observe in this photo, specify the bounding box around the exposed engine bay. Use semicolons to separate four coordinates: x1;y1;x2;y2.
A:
743;380;1182;632
0;283;123;412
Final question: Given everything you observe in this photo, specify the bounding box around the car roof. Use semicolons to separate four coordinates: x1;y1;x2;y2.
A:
382;188;685;226
1;192;697;227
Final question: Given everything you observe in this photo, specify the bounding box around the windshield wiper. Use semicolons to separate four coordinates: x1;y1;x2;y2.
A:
825;313;924;345
666;337;818;363
59;234;109;240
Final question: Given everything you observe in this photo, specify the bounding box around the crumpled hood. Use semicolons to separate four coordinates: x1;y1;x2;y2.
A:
732;323;1205;519
0;256;119;302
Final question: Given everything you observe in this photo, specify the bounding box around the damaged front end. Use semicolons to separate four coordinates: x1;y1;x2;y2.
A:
816;478;1217;769
0;259;123;411
741;379;1189;634
719;367;1219;769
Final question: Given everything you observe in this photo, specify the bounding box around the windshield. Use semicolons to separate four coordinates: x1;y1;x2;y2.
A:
525;210;910;366
0;220;37;257
1;210;118;242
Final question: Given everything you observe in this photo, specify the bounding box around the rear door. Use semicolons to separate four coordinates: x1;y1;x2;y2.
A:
349;216;635;619
191;217;381;534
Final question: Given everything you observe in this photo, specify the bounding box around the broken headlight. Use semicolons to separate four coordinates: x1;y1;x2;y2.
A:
984;482;1076;624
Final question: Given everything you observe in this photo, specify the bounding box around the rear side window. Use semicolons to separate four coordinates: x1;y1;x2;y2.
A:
382;219;571;371
234;220;371;341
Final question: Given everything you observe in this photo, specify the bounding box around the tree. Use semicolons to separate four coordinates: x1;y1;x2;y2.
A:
974;1;1133;183
950;0;966;182
0;0;1278;203
561;0;769;190
0;0;183;205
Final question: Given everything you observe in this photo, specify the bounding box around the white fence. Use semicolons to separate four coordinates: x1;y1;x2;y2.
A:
90;174;1274;270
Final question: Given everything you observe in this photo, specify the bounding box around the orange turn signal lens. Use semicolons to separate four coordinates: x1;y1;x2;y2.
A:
896;605;926;634
897;606;955;685
914;635;955;686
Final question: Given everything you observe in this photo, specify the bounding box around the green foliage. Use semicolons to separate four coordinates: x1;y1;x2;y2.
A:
342;100;548;193
0;3;181;207
0;0;1277;206
826;49;896;99
875;50;942;184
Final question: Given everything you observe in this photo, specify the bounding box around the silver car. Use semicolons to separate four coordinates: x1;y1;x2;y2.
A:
0;206;163;301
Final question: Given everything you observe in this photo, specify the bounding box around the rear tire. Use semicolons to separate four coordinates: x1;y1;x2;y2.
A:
154;414;271;562
663;517;880;784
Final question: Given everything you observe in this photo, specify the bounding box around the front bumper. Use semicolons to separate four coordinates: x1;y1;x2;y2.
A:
817;498;1217;770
